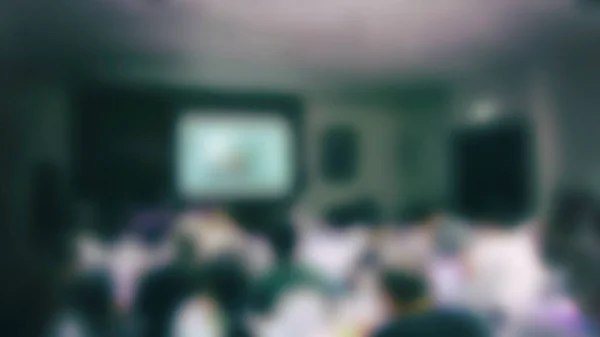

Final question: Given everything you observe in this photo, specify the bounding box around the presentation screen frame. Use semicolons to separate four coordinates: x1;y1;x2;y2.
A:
72;82;305;210
175;111;295;201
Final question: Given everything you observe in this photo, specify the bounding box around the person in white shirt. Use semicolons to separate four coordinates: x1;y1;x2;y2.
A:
462;224;549;333
256;288;331;337
171;295;225;337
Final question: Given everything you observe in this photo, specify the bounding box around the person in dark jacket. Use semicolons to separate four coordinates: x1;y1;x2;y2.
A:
372;270;489;337
540;187;600;336
251;222;324;315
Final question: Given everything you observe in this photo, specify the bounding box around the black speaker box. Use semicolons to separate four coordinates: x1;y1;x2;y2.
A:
451;120;534;223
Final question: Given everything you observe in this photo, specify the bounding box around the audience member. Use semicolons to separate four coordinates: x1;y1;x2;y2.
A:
532;188;600;336
50;270;116;337
134;262;194;337
252;222;324;315
463;224;548;330
175;209;246;261
372;269;489;337
203;255;253;337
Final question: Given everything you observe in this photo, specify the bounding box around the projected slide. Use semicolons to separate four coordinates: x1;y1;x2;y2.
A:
176;112;294;200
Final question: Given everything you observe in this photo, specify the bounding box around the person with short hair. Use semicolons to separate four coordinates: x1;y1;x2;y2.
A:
372;270;489;337
251;222;324;315
526;187;600;337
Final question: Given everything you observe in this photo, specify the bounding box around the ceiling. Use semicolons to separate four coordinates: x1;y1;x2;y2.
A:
2;0;595;90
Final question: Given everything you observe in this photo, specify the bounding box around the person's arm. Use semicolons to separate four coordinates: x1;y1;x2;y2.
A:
50;314;88;337
462;312;492;337
171;299;219;337
368;326;388;337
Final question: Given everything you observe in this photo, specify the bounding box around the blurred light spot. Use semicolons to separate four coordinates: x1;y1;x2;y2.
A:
470;99;498;123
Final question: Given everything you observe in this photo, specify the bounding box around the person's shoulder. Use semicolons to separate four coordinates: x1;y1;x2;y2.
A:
512;299;590;337
370;321;397;337
372;310;489;337
371;316;427;337
434;308;490;336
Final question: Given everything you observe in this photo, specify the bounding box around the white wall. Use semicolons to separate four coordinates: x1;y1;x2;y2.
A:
297;94;453;217
20;76;564;223
398;109;451;207
11;83;408;220
299;96;403;217
549;53;600;189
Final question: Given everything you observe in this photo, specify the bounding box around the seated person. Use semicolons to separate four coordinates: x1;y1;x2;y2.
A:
257;287;330;337
134;255;196;337
462;222;548;331
175;207;273;277
297;212;370;288
172;254;253;337
175;208;247;261
134;232;205;337
332;256;386;337
171;291;225;337
523;187;600;337
50;270;116;337
372;269;489;337
252;222;324;315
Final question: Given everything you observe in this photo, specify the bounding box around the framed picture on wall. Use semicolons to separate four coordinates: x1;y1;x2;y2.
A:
321;126;359;183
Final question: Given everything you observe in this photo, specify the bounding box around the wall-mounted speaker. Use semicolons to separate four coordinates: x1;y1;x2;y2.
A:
451;119;534;223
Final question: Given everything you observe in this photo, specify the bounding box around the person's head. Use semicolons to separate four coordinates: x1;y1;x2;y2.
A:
379;269;431;316
266;222;297;263
68;270;115;327
175;234;197;266
401;202;443;230
421;207;445;232
544;187;600;318
203;254;250;314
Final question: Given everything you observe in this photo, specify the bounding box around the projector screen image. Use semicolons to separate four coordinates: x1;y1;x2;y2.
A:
176;112;294;200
